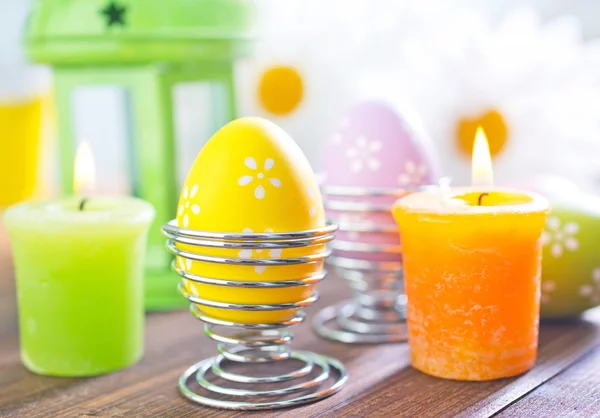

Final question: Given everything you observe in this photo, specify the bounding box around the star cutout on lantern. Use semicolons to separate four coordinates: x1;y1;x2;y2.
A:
101;1;127;28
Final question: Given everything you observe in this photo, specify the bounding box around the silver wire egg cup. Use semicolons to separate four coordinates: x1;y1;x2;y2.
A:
162;220;348;410
313;186;408;344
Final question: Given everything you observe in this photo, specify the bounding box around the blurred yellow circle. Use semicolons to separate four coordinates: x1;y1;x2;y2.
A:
258;65;304;116
457;109;509;158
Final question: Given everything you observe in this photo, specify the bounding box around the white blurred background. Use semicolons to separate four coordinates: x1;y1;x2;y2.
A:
2;0;600;198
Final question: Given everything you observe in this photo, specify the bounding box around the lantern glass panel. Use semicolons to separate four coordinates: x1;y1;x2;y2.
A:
172;81;230;190
71;85;134;195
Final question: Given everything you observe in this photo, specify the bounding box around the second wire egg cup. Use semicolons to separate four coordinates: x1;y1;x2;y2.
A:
313;186;408;344
162;220;347;410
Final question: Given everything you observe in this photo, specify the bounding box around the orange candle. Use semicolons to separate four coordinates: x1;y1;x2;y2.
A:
393;128;550;381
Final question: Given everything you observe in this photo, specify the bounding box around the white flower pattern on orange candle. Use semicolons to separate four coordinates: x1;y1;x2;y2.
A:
178;184;200;228
238;157;282;199
541;216;579;258
346;136;382;173
238;228;283;274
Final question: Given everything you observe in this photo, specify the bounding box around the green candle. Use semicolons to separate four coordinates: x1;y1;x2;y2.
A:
3;196;155;376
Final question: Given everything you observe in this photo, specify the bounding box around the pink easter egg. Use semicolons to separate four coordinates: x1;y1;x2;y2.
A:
320;100;440;189
319;100;441;262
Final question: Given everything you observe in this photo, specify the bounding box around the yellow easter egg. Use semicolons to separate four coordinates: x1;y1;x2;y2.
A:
175;117;327;324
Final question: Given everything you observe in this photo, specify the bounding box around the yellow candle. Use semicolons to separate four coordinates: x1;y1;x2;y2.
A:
392;128;550;381
0;97;43;206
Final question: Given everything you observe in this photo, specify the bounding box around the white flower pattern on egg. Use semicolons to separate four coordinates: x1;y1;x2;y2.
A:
540;280;556;304
178;184;200;228
238;157;282;200
177;257;198;297
331;118;351;145
580;268;600;304
315;172;328;184
307;187;317;218
238;228;282;274
397;161;428;188
541;216;579;258
306;187;325;224
177;256;193;272
346;136;382;173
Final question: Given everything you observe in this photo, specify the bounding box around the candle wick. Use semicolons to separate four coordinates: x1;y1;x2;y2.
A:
79;198;88;211
478;193;489;206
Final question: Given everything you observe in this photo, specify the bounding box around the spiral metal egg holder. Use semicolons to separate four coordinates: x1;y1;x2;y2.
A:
162;220;347;410
313;186;408;344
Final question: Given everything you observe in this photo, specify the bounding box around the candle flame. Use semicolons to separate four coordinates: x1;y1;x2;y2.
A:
74;141;96;195
471;126;494;187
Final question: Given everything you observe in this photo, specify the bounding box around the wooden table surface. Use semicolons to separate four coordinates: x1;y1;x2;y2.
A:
1;224;600;418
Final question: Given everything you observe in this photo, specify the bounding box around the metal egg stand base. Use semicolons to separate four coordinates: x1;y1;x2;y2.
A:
313;257;408;344
179;351;347;410
162;221;348;410
314;186;409;344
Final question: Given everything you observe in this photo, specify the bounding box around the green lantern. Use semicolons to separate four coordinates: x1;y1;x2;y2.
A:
26;0;255;310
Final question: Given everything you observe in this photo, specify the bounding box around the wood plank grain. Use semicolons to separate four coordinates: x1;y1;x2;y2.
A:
457;315;600;418
276;312;600;418
497;334;600;417
2;224;600;417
